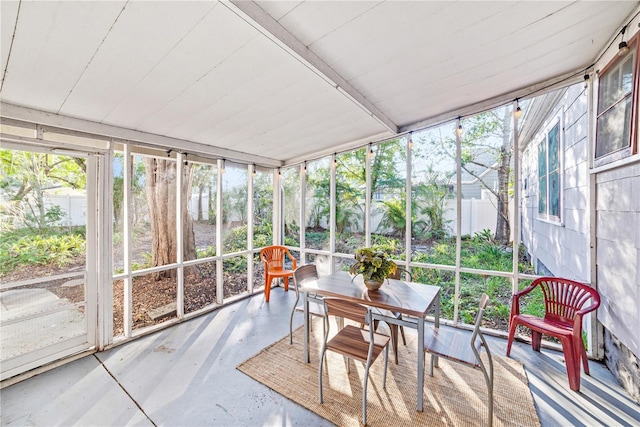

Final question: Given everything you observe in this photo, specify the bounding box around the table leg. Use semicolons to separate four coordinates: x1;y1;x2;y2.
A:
417;316;424;411
303;289;310;364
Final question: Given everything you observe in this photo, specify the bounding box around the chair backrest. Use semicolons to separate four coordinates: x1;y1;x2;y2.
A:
293;264;318;298
323;297;369;325
534;277;601;327
293;264;318;285
260;245;292;271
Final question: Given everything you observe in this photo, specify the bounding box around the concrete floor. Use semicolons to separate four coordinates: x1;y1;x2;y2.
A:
1;287;639;426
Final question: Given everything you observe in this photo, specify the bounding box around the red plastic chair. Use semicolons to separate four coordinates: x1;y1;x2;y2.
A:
259;246;297;303
506;277;601;391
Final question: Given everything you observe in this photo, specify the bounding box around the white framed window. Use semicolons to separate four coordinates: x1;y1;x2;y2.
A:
538;116;562;222
594;39;637;167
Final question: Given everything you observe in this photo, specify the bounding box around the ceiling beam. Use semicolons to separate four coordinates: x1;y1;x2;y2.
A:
0;102;282;167
223;0;398;134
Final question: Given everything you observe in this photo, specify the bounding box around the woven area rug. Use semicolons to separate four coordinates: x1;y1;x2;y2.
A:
237;321;540;427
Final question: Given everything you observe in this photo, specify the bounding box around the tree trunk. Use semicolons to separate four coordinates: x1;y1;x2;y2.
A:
495;111;512;244
208;184;213;223
197;184;204;221
144;158;196;279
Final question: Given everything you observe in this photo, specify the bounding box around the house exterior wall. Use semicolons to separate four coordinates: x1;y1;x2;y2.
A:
521;85;591;282
591;15;640;402
596;162;640;401
461;169;498;199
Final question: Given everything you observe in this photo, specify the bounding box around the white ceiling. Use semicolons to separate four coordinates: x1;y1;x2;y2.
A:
1;1;637;166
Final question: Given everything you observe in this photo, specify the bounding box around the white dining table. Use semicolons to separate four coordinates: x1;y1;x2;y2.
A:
302;270;441;412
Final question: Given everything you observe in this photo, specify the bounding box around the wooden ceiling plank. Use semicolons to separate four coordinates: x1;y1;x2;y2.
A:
0;1;20;87
59;1;217;122
1;1;126;111
224;0;398;134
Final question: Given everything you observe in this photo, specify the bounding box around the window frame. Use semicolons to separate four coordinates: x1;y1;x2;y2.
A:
594;34;640;167
537;113;563;223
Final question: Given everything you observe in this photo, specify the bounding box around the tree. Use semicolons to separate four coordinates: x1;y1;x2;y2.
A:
0;150;86;231
253;173;272;226
413;169;453;240
461;109;513;243
191;164;216;222
438;108;514;244
377;197;406;237
334;143;406;236
143;158;196;278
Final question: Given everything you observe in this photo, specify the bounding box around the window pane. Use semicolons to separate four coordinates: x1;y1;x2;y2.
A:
598;53;634;114
548;123;559;172
131;269;177;332
222;162;248;254
539;177;547;214
622;54;634;93
598;64;621;113
113;279;124;338
188;163;217;260
184;260;217;314
596;50;635;161
132;155;153;270
335;149;365;254
223;255;248;299
253;169;273;248
133;156;185;269
538;141;547;178
549;171;560;218
458;105;514;271
305;158;330;251
282;167;300;247
253;253;265;293
460;273;511;331
411;123;456;266
371;138;405;258
113;152;124;273
596;95;632;158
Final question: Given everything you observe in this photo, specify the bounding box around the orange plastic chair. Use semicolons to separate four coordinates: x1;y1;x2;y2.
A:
506;277;601;391
259;245;297;303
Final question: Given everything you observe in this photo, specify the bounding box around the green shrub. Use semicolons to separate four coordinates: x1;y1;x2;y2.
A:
284;236;298;246
224;256;247;273
305;230;329;248
370;234;401;254
0;229;85;274
223;225;248;252
197;246;216;258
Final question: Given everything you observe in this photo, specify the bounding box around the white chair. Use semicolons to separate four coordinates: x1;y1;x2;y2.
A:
319;297;390;426
289;264;325;344
423;293;494;427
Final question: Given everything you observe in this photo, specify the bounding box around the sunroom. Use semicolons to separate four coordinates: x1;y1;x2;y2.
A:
1;1;639;426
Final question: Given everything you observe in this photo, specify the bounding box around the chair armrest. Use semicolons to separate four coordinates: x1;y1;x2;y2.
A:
510;282;538;318
283;247;297;270
513;282;537;299
577;291;601;316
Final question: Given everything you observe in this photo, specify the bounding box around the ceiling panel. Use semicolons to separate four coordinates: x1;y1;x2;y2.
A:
102;3;263;130
58;1;218;121
135;36;285;138
0;1;20;77
1;1;125;111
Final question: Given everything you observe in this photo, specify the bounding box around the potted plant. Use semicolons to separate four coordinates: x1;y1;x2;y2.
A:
349;247;397;291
